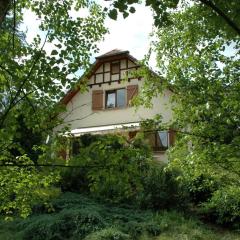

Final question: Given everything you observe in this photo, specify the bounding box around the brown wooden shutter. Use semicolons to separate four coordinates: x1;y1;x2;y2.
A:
169;129;176;146
92;90;103;110
127;85;138;106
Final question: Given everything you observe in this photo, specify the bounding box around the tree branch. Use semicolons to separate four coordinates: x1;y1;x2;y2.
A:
0;31;49;128
12;0;16;51
199;0;240;35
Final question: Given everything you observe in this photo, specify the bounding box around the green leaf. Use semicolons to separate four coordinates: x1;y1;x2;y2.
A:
129;7;136;13
51;50;58;55
123;11;129;18
109;9;118;20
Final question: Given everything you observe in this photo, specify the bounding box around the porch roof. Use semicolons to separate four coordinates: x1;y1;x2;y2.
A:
65;122;140;137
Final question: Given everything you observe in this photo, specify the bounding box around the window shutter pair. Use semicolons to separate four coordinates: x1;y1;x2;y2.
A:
127;85;138;106
92;85;138;110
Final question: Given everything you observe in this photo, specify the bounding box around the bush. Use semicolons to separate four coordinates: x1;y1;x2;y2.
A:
84;228;130;240
60;134;152;203
201;186;240;228
186;174;219;205
137;163;189;210
60;134;190;210
18;192;164;240
20;207;106;240
1;192;239;240
60;161;89;193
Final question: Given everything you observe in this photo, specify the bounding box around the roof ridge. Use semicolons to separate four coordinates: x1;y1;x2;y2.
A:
96;49;129;59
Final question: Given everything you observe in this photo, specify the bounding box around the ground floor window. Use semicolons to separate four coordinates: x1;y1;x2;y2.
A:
146;131;169;151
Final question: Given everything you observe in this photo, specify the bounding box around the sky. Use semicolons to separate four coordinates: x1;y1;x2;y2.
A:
97;3;155;63
20;2;156;69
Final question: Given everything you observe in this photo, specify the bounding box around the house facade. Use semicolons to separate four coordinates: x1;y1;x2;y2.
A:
58;49;174;162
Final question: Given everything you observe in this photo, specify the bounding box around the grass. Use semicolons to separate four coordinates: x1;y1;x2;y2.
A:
0;192;239;240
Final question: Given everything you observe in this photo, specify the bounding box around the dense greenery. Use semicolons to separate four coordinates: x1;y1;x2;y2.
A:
0;0;239;232
0;0;107;217
128;0;240;228
0;192;239;240
60;134;187;209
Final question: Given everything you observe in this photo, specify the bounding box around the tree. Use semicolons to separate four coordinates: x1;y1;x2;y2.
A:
128;1;240;224
111;0;239;224
107;0;240;176
0;0;107;218
141;1;240;175
107;0;240;35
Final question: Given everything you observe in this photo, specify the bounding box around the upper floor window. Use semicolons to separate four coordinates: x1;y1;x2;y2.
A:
106;88;125;109
92;85;138;111
111;61;120;74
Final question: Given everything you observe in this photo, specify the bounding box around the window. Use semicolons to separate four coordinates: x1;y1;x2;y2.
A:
106;88;126;109
72;138;80;156
111;62;120;74
146;131;169;151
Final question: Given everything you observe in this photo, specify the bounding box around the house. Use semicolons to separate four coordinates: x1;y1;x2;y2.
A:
57;49;174;162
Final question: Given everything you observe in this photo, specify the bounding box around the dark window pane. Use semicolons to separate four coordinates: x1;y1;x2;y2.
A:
157;131;168;148
72;139;80;156
117;89;125;107
106;92;115;108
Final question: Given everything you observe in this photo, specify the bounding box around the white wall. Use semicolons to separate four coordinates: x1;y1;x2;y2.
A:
58;78;173;130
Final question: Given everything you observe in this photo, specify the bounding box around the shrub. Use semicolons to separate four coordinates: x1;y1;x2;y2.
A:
20;207;106;240
60;134;102;193
2;192;239;240
84;227;130;240
201;186;240;228
186;174;219;205
0;156;60;219
60;134;190;210
61;134;152;203
60;161;89;193
137;163;189;210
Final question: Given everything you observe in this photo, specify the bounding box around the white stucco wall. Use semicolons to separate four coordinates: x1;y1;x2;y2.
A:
58;78;173;130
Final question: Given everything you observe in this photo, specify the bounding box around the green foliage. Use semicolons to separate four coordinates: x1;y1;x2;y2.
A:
20;208;105;240
60;158;89;193
186;174;219;205
107;0;240;35
61;134;152;203
107;0;179;28
138;163;189;210
0;155;60;219
129;0;240;227
1;192;239;240
201;186;240;228
61;134;190;210
0;0;107;218
153;0;240;178
85;228;131;240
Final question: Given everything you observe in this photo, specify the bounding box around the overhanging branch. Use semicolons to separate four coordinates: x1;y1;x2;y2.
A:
199;0;240;35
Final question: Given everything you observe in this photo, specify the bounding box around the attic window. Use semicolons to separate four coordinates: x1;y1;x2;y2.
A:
111;62;120;74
